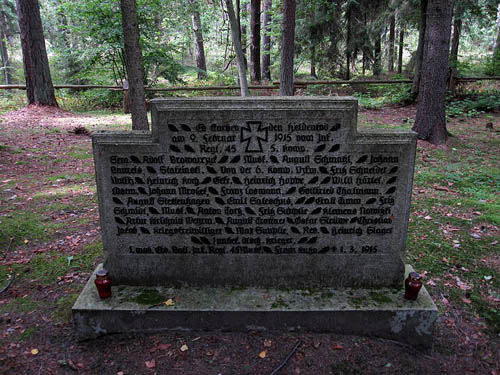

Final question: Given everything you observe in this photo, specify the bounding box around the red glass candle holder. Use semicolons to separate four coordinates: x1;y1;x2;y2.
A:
404;272;423;301
94;269;112;299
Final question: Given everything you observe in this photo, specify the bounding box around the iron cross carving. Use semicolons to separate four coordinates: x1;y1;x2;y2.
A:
240;121;268;153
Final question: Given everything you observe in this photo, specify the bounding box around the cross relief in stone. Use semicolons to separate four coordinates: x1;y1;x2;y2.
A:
240;121;268;153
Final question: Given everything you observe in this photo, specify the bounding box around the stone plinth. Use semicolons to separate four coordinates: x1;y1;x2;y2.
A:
73;264;437;347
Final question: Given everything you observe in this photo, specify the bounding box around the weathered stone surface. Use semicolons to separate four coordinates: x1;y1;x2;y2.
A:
73;264;437;347
92;97;417;288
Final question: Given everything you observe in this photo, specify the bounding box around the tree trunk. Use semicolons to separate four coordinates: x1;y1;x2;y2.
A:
448;14;461;95
310;45;317;78
345;5;351;80
373;34;381;76
494;3;500;52
412;0;453;145
388;13;395;72
491;4;500;73
411;0;428;99
261;0;271;81
398;25;404;74
250;0;261;82
16;0;57;106
120;0;149;130
279;0;296;96
0;24;11;84
362;49;366;76
240;4;248;69
226;0;249;96
190;3;207;80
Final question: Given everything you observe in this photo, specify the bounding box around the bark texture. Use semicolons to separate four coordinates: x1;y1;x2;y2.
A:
190;6;207;80
495;3;500;52
16;0;57;106
345;5;352;80
120;0;149;130
373;34;381;76
240;4;248;68
310;46;316;78
261;0;271;81
493;4;500;72
226;0;249;96
413;0;453;145
0;23;11;84
279;0;296;96
448;13;461;94
388;13;395;72
411;0;428;99
398;26;404;74
250;0;260;82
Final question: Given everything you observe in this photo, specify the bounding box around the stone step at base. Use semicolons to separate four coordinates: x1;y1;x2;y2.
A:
73;264;437;347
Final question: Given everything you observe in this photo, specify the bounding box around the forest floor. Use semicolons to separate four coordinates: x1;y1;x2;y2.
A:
0;102;499;374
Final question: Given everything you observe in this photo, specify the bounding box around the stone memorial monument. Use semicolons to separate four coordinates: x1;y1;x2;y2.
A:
73;97;437;346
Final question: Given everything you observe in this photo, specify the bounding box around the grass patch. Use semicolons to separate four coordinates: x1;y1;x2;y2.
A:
78;242;104;272
408;127;500;333
45;172;94;183
18;326;38;342
68;151;93;160
0;295;41;314
19;243;103;285
28;252;71;284
52;294;79;324
32;184;95;201
0;143;21;153
0;212;50;249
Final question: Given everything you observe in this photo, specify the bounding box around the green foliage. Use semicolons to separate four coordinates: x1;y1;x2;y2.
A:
354;83;412;108
56;89;123;111
0;92;27;114
447;94;500;118
43;0;183;86
0;212;49;249
484;55;500;76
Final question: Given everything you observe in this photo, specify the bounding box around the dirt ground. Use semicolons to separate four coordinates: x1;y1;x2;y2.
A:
0;105;499;374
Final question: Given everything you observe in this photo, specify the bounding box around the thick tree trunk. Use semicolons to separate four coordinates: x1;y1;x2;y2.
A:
398;26;404;74
250;0;261;82
261;0;271;81
190;5;207;80
448;15;461;94
120;0;149;130
0;25;11;84
411;0;428;99
412;0;453;145
226;0;249;96
279;0;296;96
388;13;395;72
16;0;57;106
373;34;381;76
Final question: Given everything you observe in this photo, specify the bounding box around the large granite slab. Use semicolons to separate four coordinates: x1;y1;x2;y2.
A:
91;97;417;288
73;264;437;347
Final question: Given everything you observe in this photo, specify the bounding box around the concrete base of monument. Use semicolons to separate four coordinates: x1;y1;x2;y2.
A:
73;264;438;347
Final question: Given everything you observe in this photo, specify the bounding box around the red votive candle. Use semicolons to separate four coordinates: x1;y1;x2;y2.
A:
404;272;423;301
94;269;112;299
